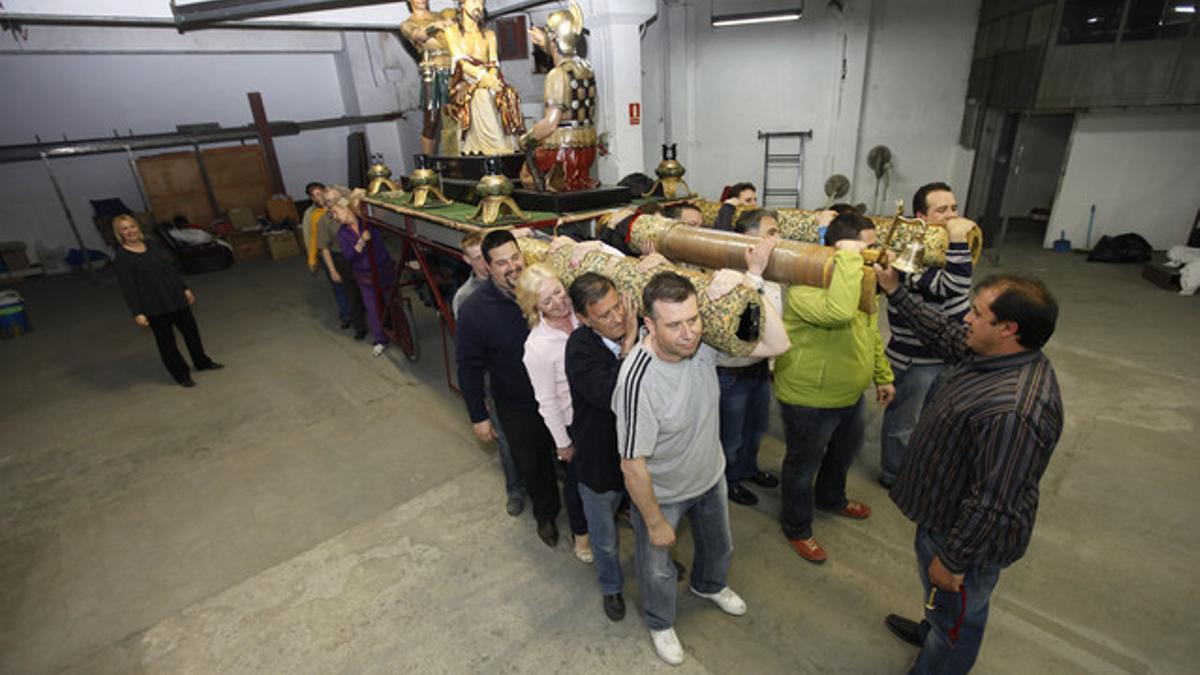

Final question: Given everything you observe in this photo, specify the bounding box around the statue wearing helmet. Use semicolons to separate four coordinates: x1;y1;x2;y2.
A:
520;2;599;192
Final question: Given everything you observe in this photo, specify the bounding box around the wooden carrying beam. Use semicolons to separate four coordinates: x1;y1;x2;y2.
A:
690;200;983;266
623;214;877;313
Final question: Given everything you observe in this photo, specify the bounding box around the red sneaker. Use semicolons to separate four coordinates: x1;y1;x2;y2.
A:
838;501;871;519
789;537;827;564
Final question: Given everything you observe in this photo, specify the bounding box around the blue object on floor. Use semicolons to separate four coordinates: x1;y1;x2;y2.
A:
0;290;29;338
1053;230;1071;253
64;248;108;269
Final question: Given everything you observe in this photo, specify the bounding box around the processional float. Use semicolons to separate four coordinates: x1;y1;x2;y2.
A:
366;0;899;365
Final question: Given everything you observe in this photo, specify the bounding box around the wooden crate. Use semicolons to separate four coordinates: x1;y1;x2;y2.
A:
225;229;267;261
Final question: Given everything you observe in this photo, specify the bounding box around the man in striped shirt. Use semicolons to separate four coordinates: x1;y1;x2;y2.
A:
879;182;978;488
613;267;789;666
873;264;1063;675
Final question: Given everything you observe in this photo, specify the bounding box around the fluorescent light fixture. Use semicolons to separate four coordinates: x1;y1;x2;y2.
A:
711;8;803;28
1172;4;1196;13
1086;16;1100;24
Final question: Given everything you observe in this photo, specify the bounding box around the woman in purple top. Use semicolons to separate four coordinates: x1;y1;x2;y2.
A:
330;189;396;356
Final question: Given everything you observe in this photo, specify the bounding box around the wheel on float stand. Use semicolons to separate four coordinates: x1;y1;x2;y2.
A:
384;292;420;362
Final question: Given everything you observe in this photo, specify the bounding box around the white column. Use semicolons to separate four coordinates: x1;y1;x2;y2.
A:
583;0;658;184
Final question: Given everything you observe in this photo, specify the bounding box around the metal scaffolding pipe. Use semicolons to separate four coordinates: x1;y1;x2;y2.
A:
41;153;95;276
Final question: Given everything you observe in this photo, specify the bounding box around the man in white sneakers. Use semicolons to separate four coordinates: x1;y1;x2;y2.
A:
614;262;789;665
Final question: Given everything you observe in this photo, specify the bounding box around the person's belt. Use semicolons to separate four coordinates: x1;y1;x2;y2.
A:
717;361;768;376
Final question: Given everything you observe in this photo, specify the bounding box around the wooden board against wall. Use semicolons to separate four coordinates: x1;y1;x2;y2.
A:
137;145;271;226
137;151;213;226
205;146;271;218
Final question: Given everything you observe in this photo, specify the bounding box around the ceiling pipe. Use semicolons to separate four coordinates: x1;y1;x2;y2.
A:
0;111;405;164
0;11;396;32
169;0;396;31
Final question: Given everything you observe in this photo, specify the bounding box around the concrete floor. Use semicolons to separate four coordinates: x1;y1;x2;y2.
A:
1;230;1197;674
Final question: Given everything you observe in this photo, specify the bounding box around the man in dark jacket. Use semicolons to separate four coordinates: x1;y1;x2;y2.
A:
456;230;562;547
564;272;638;622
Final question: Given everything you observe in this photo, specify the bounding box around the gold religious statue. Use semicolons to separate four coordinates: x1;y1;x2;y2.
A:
518;1;598;192
445;0;525;155
399;0;458;156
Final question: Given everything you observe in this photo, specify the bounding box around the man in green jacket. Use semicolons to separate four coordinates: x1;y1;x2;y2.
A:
774;212;895;563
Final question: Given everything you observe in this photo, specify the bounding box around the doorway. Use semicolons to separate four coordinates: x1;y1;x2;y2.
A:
966;110;1075;255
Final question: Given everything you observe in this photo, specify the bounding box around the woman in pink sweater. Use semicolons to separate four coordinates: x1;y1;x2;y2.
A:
517;263;591;563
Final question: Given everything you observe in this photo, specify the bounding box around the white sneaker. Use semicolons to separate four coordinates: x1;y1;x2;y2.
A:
690;586;747;616
371;343;386;357
650;628;684;666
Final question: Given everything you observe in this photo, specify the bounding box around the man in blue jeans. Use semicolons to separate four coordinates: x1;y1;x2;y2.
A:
717;209;782;506
613;268;788;665
774;214;895;564
875;263;1063;674
879;182;977;488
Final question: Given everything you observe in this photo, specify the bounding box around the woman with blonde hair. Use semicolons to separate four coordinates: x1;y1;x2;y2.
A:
517;262;592;563
330;188;397;356
111;214;222;387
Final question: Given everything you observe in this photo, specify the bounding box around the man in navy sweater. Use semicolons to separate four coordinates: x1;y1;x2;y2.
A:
457;230;562;547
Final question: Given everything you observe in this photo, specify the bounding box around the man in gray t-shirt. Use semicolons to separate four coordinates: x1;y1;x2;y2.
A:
618;341;724;502
612;264;789;666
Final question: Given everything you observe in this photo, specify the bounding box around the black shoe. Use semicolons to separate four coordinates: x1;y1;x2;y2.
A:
340;319;352;329
673;559;686;582
196;362;224;371
729;483;759;506
177;377;196;388
506;495;525;517
537;520;559;548
878;476;895;489
603;593;626;621
885;614;923;648
748;471;780;488
353;329;368;341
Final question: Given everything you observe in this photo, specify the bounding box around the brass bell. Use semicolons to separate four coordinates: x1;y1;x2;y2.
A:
892;241;925;274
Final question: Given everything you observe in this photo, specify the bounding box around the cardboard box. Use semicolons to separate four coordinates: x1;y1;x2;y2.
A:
0;242;30;272
265;231;300;260
1142;263;1181;291
228;207;257;231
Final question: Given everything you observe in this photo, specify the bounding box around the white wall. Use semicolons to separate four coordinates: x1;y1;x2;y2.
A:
641;0;980;212
0;49;352;260
856;0;978;213
1045;108;1200;251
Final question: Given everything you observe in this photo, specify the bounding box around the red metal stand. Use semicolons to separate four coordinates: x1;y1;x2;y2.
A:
368;213;465;393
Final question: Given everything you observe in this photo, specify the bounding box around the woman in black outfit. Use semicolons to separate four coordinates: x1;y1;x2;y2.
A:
112;214;223;387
